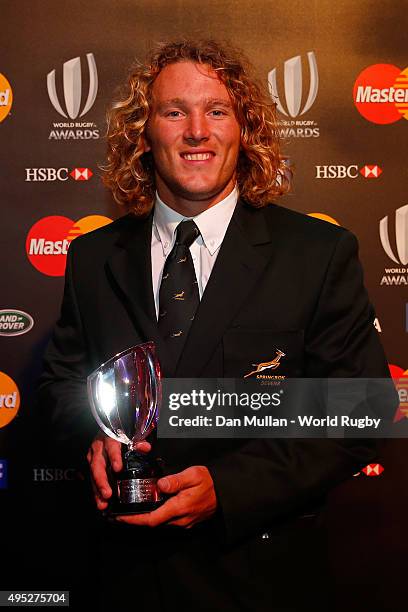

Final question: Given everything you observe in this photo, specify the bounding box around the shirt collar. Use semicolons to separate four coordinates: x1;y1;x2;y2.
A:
153;186;238;256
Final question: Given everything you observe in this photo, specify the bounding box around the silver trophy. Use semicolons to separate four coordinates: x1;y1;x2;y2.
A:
87;342;164;515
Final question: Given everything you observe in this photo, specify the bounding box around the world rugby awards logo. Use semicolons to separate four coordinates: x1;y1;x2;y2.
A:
268;52;319;138
379;204;408;286
47;53;100;140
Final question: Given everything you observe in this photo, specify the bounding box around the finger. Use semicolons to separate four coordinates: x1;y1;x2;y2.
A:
158;466;201;494
117;496;184;527
90;477;109;510
88;439;112;499
91;464;112;499
95;495;109;510
167;516;194;528
104;438;123;472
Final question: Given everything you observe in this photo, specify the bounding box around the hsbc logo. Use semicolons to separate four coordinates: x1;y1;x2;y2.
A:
32;467;81;482
360;165;382;178
354;463;385;477
315;165;382;179
362;464;384;476
389;364;408;421
25;167;93;182
70;168;92;180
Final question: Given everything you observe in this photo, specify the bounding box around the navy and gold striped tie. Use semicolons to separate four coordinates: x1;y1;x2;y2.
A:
158;220;200;364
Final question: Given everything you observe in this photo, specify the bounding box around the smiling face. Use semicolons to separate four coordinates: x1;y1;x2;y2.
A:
144;61;241;216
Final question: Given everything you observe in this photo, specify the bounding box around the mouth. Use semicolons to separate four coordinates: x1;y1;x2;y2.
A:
180;151;214;162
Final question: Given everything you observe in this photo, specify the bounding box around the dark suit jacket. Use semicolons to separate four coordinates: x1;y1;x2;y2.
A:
37;199;392;611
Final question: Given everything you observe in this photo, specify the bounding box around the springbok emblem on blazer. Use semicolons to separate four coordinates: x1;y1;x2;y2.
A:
173;291;185;300
244;349;286;378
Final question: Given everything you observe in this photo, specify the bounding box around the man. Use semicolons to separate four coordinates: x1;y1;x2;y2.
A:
38;41;392;611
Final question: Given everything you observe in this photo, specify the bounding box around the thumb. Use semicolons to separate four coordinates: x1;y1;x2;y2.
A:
134;441;151;454
158;474;182;494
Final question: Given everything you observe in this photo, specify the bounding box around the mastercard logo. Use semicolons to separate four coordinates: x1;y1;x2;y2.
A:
26;215;112;277
389;364;408;422
0;73;13;122
0;372;20;429
308;213;340;226
353;63;408;124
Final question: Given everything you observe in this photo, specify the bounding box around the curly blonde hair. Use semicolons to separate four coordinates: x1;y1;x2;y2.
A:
102;40;290;216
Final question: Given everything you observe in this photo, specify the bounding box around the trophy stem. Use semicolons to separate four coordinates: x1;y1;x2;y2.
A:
105;445;164;515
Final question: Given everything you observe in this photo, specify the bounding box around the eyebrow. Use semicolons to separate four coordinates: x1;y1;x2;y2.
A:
156;97;233;110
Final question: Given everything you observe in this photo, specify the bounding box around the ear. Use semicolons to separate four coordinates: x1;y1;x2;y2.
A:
141;131;151;153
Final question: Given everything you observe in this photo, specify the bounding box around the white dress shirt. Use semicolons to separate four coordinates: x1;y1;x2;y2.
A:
151;187;238;319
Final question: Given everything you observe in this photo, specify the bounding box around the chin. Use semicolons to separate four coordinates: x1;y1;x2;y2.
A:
176;185;220;201
178;177;233;199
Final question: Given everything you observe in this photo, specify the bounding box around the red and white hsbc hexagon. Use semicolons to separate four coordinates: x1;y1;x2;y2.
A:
389;364;408;422
70;168;93;181
353;63;408;124
362;464;384;476
26;215;111;277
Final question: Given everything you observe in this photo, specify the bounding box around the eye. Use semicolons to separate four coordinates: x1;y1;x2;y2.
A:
209;109;226;117
166;110;183;118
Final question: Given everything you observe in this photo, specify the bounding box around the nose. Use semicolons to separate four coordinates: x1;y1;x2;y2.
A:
183;111;210;144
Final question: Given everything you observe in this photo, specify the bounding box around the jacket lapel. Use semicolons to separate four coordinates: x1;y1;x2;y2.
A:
105;214;173;376
176;200;274;377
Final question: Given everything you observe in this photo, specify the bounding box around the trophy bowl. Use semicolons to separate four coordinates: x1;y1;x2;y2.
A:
87;342;164;515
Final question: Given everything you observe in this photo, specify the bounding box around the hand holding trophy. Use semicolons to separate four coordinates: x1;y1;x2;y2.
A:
87;342;164;515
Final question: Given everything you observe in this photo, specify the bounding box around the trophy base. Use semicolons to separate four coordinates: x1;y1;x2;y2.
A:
107;454;166;516
107;497;165;516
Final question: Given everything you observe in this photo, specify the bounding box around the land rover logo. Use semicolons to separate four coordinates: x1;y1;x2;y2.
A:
0;310;34;336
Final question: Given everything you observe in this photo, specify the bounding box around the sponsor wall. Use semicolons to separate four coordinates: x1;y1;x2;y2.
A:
1;1;407;608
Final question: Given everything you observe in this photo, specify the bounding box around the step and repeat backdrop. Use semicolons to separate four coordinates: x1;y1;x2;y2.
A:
1;0;407;608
